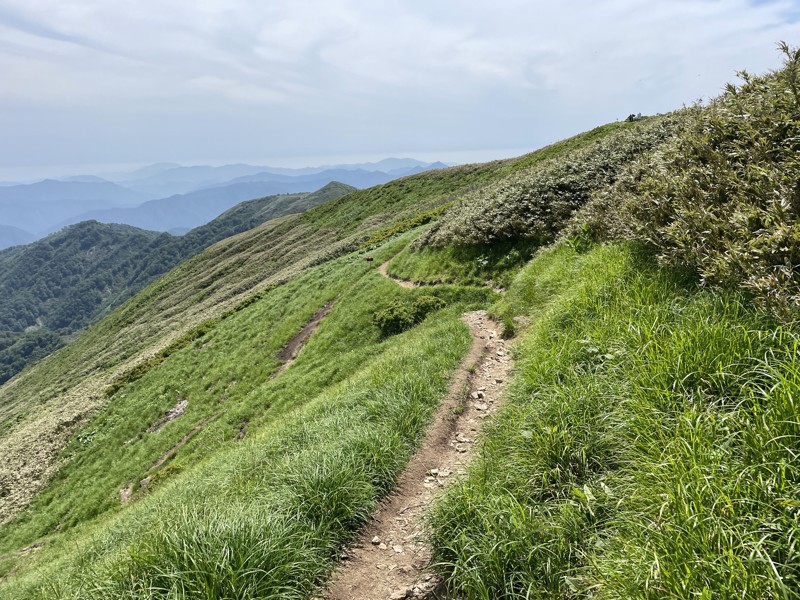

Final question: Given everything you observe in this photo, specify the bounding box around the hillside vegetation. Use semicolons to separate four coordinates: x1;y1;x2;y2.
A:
431;244;798;597
1;48;799;600
426;46;800;598
0;182;354;384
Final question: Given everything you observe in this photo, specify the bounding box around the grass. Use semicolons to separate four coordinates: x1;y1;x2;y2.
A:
3;310;469;598
0;229;497;597
0;120;626;531
0;214;350;528
429;242;800;598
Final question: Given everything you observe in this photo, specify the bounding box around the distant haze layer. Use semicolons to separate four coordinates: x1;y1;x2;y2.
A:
0;158;445;248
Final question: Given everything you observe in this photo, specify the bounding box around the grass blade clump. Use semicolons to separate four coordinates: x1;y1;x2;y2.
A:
384;241;537;289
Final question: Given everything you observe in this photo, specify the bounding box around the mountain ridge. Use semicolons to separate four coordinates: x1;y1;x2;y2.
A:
0;160;444;246
1;52;799;599
0;180;151;241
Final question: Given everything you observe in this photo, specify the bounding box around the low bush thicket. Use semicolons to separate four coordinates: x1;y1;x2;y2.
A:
418;115;684;248
571;44;800;318
372;295;446;337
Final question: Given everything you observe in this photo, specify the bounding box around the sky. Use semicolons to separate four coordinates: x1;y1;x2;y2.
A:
1;0;800;180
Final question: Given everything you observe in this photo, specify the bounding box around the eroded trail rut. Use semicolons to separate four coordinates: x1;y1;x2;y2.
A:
273;300;335;378
322;265;513;600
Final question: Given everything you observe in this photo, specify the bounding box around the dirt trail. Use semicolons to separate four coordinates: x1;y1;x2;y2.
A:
378;260;418;289
321;263;513;600
273;300;334;378
146;398;189;433
378;259;505;296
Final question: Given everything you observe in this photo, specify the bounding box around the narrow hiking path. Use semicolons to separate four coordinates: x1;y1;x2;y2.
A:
378;258;506;296
378;260;418;289
273;300;335;378
320;264;514;599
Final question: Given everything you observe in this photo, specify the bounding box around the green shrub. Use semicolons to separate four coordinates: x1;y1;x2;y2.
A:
565;224;595;254
411;295;446;320
419;115;683;248
572;44;800;319
372;295;447;337
372;300;416;336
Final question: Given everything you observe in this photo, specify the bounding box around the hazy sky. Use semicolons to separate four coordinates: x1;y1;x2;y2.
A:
1;0;800;180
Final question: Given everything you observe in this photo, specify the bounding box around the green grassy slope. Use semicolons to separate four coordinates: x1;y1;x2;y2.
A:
3;50;799;600
0;231;493;596
0;124;628;536
0;118;635;595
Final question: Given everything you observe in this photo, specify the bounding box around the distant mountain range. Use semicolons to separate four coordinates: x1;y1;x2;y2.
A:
110;158;444;196
0;225;34;247
0;180;149;243
0;159;445;248
50;166;444;233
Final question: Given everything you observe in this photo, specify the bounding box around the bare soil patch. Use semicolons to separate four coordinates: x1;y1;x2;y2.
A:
273;301;334;378
146;398;188;433
149;412;220;471
120;411;221;504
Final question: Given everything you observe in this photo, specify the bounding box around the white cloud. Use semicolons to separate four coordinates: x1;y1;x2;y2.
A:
0;0;799;170
188;76;289;105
